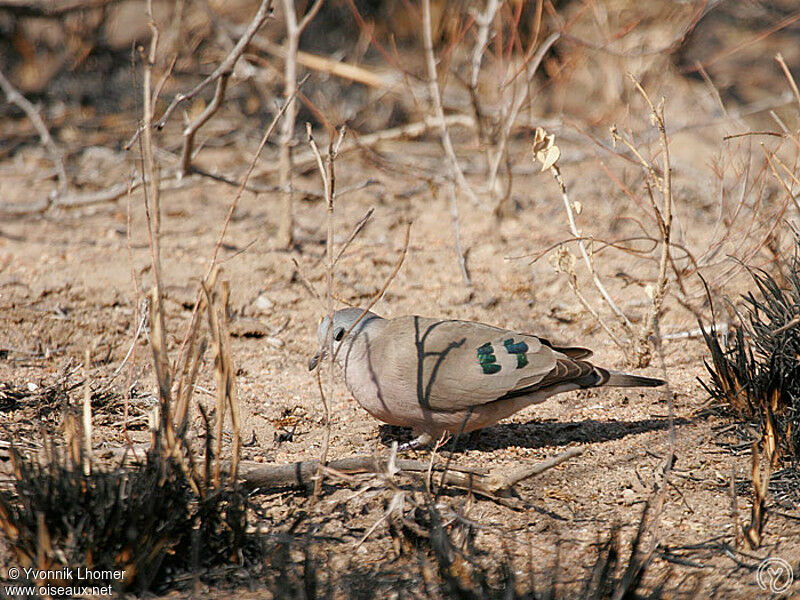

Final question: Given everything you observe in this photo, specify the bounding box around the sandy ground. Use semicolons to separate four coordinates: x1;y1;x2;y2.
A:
1;3;800;596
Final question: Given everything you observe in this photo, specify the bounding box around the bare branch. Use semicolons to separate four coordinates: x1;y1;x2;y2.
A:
446;183;471;287
487;33;559;209
155;0;274;129
0;67;68;193
276;0;322;247
179;72;230;177
469;0;500;89
421;0;485;210
629;75;674;367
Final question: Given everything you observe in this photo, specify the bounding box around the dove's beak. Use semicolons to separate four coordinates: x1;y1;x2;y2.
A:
308;348;326;371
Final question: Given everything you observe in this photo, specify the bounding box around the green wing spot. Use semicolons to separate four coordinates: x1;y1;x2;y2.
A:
503;338;529;369
476;342;501;374
478;352;497;365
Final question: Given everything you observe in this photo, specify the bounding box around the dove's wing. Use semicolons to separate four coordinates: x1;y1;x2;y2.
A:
377;316;597;412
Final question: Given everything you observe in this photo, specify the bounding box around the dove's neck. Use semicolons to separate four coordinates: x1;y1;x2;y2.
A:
336;315;385;372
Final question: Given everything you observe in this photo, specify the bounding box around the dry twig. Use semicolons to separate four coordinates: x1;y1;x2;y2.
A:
139;0;170;406
179;72;230;177
629;75;674;368
0;67;67;194
421;0;484;210
446;183;471;287
154;0;274;129
277;0;324;248
486;33;559;214
306;123;347;498
533;128;631;348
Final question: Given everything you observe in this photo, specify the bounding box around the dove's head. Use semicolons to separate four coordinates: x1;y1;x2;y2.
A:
308;307;380;371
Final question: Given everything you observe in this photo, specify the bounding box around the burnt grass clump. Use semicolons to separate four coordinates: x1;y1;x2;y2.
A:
0;439;252;592
0;432;670;598
700;239;800;462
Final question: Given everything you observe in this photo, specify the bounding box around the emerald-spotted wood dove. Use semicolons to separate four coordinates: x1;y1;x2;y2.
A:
309;308;665;448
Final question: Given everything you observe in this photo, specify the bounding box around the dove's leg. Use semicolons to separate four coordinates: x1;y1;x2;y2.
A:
398;431;433;452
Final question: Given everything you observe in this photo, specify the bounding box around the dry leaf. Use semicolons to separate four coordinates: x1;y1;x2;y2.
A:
549;247;575;274
532;127;561;171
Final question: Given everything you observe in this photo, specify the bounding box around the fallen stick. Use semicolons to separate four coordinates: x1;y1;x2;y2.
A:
237;446;583;498
249;35;389;89
252;114;475;177
237;455;483;489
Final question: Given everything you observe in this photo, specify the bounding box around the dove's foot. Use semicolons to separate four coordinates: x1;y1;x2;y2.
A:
397;432;433;452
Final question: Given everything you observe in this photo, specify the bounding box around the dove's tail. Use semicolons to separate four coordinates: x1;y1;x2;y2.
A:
601;370;666;388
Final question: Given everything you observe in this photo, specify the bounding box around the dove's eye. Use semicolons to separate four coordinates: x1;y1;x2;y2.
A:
334;328;345;341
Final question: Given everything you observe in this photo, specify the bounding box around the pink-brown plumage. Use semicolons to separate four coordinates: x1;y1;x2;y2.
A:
309;308;665;447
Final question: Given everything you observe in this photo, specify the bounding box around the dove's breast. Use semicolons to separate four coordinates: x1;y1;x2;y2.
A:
338;321;407;426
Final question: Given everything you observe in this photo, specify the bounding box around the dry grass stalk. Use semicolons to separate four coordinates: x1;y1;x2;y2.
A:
139;0;171;406
775;53;800;112
306;123;347;498
172;330;208;435
277;0;324;248
202;279;241;487
147;288;204;498
82;350;92;477
219;281;242;483
762;145;800;214
147;291;171;425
